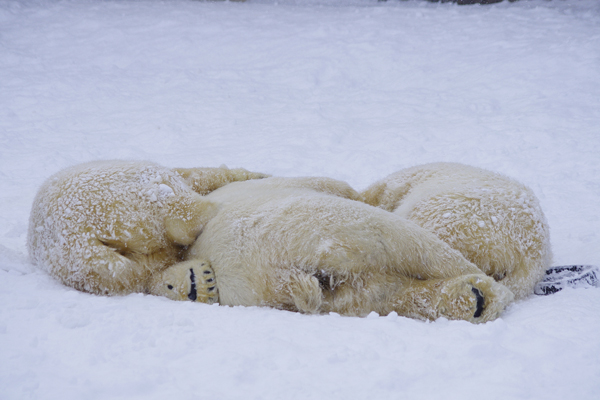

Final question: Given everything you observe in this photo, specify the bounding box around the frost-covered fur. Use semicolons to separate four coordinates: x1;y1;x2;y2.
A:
186;177;514;323
28;160;266;301
361;163;552;299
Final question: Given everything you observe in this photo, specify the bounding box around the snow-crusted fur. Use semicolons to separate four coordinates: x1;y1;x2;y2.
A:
185;177;514;323
28;160;266;301
361;163;552;300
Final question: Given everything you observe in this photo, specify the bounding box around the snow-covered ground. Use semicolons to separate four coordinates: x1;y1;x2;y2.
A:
1;0;599;398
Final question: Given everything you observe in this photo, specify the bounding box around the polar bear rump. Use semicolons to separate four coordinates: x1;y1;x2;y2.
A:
361;162;552;299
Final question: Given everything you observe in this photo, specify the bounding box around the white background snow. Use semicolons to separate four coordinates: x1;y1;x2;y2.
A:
1;0;599;398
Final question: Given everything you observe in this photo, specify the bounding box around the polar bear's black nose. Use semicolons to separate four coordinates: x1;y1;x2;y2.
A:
188;268;197;301
472;287;484;318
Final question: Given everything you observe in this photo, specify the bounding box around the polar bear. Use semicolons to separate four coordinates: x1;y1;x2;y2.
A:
184;177;515;323
361;163;552;299
28;160;267;302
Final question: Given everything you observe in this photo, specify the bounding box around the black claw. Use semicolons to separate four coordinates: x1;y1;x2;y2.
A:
208;286;215;292
203;270;211;275
472;287;485;318
188;268;197;301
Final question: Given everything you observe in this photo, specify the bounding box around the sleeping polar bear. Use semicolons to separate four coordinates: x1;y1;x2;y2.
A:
184;176;514;323
28;160;267;302
361;163;552;299
29;161;516;323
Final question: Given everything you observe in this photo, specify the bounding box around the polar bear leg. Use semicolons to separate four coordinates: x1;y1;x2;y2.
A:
59;238;218;303
64;237;149;295
390;274;515;323
148;259;219;303
296;257;513;322
319;271;514;323
164;194;218;246
174;167;270;196
285;273;323;314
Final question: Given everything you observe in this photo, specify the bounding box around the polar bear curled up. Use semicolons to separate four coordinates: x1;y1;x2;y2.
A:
28;161;520;323
28;160;268;302
361;163;552;300
185;176;514;323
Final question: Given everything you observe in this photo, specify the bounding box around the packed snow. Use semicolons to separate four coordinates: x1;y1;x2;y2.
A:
1;0;599;399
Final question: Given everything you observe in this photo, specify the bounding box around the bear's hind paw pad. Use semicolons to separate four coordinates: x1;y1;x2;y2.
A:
196;263;218;303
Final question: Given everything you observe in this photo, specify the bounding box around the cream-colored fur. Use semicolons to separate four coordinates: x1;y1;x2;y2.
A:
361;163;552;299
185;177;514;323
28;160;266;301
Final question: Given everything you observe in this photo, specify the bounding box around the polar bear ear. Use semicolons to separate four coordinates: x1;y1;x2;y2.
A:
164;195;219;246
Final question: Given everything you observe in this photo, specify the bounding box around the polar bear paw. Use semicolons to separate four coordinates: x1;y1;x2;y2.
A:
150;260;218;304
437;274;514;323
